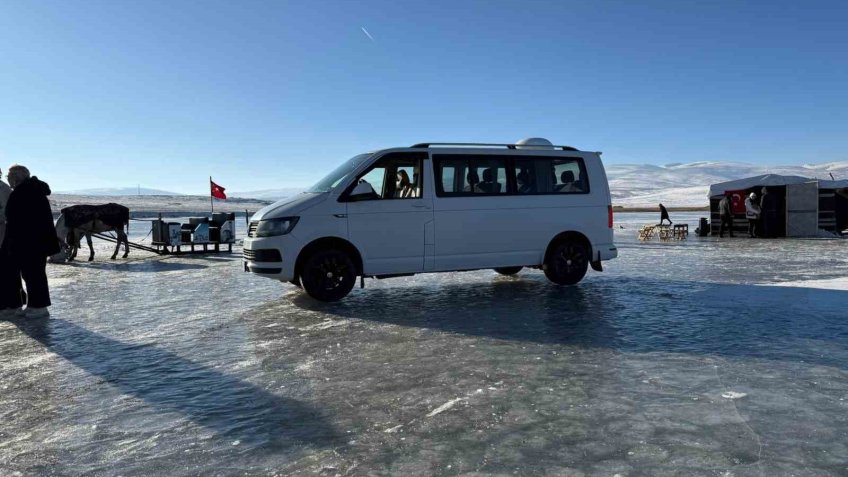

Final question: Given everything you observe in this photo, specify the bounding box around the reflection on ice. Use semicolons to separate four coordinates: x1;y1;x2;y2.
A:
11;318;339;449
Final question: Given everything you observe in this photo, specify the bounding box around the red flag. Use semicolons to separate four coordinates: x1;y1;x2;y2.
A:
211;179;227;200
726;190;745;215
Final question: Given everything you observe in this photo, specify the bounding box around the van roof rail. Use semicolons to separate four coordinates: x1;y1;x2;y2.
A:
410;142;580;151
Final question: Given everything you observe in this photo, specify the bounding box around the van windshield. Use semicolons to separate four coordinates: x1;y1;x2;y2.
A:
306;153;373;193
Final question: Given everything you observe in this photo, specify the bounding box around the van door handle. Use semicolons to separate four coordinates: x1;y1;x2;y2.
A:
411;204;431;209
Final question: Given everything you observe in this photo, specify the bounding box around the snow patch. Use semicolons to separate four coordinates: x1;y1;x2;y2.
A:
426;397;466;417
295;320;348;332
761;277;848;291
721;391;748;400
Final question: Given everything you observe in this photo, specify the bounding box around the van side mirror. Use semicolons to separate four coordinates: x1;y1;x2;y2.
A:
346;181;377;201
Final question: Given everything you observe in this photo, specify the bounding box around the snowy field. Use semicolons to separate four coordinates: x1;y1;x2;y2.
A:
2;213;847;475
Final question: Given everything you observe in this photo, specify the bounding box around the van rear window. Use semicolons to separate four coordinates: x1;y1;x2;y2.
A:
434;155;589;197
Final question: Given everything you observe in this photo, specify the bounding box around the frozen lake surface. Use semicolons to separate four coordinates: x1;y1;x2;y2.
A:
2;213;847;475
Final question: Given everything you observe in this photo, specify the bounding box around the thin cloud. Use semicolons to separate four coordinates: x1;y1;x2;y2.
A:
361;27;375;42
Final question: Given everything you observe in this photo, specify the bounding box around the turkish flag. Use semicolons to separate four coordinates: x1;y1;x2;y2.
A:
726;190;746;215
211;180;227;200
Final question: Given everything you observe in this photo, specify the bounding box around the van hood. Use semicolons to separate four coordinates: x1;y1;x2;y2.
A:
251;192;328;221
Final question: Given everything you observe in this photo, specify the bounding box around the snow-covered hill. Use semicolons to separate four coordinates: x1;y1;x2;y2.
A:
229;188;305;200
51;161;847;211
607;161;848;208
231;161;847;207
57;187;182;196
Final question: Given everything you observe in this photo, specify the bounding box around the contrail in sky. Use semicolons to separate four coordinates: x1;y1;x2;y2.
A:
361;27;375;42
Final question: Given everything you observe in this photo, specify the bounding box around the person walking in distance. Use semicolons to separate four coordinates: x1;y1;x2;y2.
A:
718;195;734;238
744;192;761;238
4;165;59;319
0;166;21;317
658;203;672;226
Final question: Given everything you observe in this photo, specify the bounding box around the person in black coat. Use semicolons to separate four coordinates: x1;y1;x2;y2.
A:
760;187;779;238
718;195;734;237
658;203;672;225
0;166;17;315
4;165;58;318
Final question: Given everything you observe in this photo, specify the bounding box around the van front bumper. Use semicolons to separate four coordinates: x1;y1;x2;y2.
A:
242;236;297;282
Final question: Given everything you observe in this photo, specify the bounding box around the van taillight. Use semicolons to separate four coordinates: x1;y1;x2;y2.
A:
608;205;613;228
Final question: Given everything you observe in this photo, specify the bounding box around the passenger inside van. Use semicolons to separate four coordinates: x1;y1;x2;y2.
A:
516;171;534;193
464;171;480;192
556;171;577;193
395;170;417;198
478;168;502;193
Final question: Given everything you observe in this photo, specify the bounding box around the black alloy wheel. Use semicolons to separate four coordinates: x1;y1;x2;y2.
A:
543;240;589;285
301;249;356;301
494;266;523;276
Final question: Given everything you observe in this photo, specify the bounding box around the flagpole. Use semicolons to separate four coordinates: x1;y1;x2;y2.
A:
210;176;214;214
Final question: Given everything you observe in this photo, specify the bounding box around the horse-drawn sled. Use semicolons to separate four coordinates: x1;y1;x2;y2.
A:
151;212;236;254
51;204;238;262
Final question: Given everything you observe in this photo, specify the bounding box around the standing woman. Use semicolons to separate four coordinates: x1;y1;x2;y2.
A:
5;165;59;319
744;192;761;238
0;166;21;317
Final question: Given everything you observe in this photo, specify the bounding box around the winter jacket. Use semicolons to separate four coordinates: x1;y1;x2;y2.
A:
745;197;761;220
719;196;733;217
5;176;59;258
0;179;10;247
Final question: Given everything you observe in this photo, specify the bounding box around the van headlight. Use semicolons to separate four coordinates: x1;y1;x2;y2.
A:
255;217;299;237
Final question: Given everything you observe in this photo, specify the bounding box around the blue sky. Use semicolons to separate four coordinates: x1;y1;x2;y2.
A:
1;0;846;194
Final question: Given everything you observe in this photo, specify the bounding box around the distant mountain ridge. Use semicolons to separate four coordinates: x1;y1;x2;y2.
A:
229;188;306;200
57;187;182;196
55;161;848;208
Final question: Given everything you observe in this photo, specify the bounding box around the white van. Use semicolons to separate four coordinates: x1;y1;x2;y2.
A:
243;138;617;301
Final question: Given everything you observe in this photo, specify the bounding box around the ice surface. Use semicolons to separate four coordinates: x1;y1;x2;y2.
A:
1;212;847;475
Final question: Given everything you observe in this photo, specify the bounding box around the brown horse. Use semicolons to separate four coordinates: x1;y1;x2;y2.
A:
53;204;130;262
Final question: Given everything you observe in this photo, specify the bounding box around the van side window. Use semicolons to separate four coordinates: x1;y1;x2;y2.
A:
514;157;590;195
552;159;587;193
435;155;508;196
345;152;425;201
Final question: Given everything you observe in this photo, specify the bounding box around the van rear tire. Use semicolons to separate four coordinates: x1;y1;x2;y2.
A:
544;240;588;285
494;266;523;276
300;249;356;302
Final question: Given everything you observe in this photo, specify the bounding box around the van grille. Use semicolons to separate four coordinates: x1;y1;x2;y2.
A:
247;221;259;238
243;248;282;262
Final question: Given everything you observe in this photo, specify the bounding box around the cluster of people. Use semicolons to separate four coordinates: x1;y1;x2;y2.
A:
717;187;779;238
745;187;780;238
0;165;58;319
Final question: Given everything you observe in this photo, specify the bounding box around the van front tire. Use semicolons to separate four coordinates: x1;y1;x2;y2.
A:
494;266;523;276
300;249;356;302
544;240;588;285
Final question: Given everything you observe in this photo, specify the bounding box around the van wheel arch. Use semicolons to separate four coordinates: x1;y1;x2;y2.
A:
544;231;593;264
294;237;364;281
